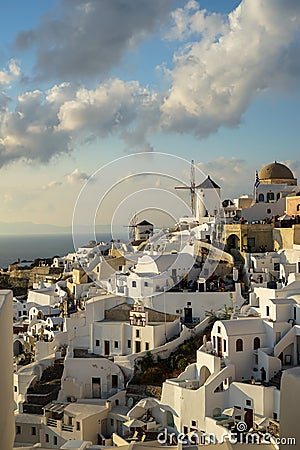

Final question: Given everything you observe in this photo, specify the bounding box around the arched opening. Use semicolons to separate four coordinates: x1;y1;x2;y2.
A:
236;338;243;352
258;193;264;202
297;204;300;212
200;366;211;386
253;337;260;350
13;340;23;356
226;234;240;251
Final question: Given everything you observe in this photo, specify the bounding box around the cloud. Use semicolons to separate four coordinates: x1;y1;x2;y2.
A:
0;60;20;85
166;0;225;41
56;78;158;136
161;0;300;136
67;168;90;185
15;0;175;81
197;157;255;198
0;87;72;166
42;180;62;190
0;79;158;167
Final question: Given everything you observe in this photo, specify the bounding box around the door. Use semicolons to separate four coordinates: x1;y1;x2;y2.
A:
135;341;141;353
244;408;253;430
217;336;222;357
104;340;110;355
92;377;101;398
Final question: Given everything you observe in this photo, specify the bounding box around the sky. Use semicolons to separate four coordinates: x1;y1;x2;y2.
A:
0;0;300;229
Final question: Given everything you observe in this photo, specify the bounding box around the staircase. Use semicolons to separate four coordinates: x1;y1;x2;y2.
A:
268;370;283;390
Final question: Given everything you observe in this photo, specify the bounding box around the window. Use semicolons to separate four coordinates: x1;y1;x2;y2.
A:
53;436;58;445
115;399;119;406
16;425;21;435
213;336;216;348
144;281;148;287
258;193;264;202
132;281;137;287
254;337;260;350
267;208;272;214
273;412;278;420
14;386;17;392
223;339;227;352
76;421;80;431
183;426;188;434
266;306;270;316
277;193;281;200
45;433;49;443
127;339;131;348
136;329;140;338
247;237;255;248
32;427;36;436
267;192;275;202
236;338;243;352
274;263;280;271
191;420;197;427
95;339;100;347
294;307;297;321
297;204;300;212
119;266;122;271
114;341;119;348
246;399;252;406
112;374;118;389
110;418;114;426
68;416;73;426
145;342;150;351
217;326;221;333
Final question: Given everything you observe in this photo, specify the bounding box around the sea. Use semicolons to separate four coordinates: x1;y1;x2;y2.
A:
0;233;114;268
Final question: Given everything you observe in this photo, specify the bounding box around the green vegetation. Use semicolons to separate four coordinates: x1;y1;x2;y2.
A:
205;305;233;329
131;332;204;386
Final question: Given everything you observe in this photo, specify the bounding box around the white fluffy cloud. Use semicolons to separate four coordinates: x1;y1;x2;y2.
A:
67;168;90;185
0;60;20;85
0;79;158;166
161;0;300;136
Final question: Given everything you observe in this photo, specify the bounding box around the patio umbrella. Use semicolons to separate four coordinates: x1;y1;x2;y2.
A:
137;398;158;409
123;418;146;428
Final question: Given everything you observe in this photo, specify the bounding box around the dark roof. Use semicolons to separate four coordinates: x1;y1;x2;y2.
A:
196;175;220;189
137;220;153;226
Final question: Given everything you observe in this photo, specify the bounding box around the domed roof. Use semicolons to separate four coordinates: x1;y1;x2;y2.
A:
259;161;294;180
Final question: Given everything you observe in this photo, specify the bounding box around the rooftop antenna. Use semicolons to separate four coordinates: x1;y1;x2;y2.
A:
175;159;196;216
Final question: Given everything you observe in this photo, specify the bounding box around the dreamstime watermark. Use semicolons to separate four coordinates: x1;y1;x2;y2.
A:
157;422;296;446
72;153;226;298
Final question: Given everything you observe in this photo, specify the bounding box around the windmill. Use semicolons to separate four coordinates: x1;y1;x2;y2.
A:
175;159;196;216
124;212;138;242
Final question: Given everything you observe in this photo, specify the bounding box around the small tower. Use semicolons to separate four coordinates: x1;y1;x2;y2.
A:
129;301;148;327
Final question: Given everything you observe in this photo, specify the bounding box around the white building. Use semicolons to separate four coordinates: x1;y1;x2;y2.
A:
0;290;14;450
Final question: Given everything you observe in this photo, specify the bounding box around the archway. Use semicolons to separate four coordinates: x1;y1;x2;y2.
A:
13;340;23;357
200;366;211;386
226;234;240;251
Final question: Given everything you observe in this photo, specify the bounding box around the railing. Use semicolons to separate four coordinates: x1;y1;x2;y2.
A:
47;418;58;428
62;424;74;432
